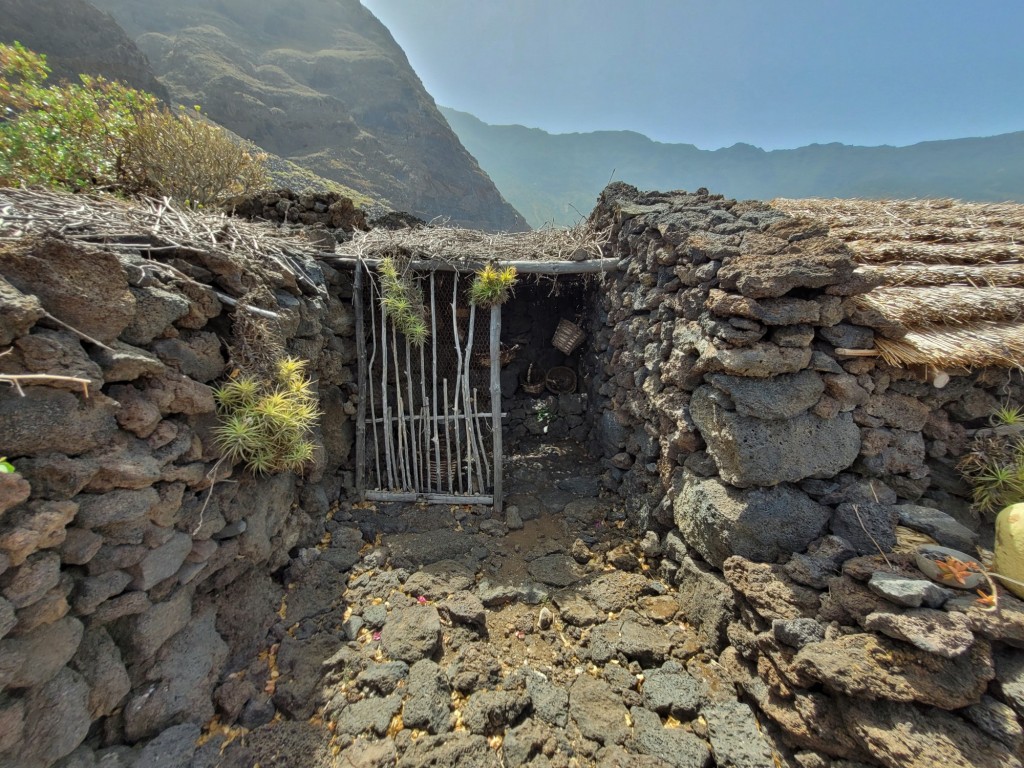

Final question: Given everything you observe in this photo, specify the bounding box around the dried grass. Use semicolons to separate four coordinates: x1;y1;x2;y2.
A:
844;240;1024;265
773;197;1024;233
775;196;1024;370
862;262;1024;287
874;322;1024;370
850;287;1024;329
337;220;609;265
0;186;323;297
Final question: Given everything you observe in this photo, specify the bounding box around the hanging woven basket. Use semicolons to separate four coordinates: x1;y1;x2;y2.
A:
552;319;585;355
474;344;519;368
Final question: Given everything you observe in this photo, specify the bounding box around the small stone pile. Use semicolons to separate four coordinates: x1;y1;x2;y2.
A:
228;189;367;242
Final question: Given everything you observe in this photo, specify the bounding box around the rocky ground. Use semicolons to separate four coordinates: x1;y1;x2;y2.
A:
56;439;1024;768
185;440;782;768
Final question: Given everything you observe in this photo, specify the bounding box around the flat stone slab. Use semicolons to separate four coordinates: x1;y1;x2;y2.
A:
526;554;584;587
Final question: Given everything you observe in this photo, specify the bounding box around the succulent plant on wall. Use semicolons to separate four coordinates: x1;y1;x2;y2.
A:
468;263;517;308
212;356;321;475
378;256;429;346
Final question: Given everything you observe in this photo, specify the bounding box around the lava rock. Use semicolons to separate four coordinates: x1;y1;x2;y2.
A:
381;606;441;663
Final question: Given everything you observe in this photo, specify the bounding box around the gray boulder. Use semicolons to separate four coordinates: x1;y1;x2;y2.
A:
895;504;978;552
674;475;830;568
690;385;860;487
705;371;824;420
381;605;441;663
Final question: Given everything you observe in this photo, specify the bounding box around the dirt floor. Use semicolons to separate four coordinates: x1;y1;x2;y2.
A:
202;439;739;768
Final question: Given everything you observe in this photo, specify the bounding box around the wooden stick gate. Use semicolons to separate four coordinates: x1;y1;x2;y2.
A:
354;262;503;511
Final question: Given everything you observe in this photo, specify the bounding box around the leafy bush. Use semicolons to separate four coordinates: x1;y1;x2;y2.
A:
213;357;320;475
0;42;156;189
121;106;268;207
0;42;267;205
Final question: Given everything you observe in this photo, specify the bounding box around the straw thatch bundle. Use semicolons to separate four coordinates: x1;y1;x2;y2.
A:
862;263;1024;288
773;198;1024;233
336;221;608;265
772;197;1024;370
844;240;1024;265
874;322;1024;370
849;287;1024;332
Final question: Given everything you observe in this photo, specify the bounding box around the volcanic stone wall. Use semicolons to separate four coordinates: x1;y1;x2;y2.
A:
586;182;1021;558
0;235;356;767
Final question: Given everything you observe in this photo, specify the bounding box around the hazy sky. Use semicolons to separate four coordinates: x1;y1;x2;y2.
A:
360;0;1024;150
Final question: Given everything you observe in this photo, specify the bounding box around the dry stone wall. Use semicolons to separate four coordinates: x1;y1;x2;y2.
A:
0;233;357;767
585;183;1024;767
587;181;1020;557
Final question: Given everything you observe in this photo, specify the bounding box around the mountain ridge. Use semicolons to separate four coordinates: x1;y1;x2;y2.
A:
84;0;528;231
440;106;1024;228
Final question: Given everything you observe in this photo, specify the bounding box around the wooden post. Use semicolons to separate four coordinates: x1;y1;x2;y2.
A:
490;303;503;515
353;262;367;499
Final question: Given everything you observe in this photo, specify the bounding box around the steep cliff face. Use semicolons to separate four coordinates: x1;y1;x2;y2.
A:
88;0;528;232
0;0;169;101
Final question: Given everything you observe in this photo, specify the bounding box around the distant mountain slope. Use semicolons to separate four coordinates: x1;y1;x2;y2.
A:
0;0;169;101
441;107;1024;228
88;0;527;231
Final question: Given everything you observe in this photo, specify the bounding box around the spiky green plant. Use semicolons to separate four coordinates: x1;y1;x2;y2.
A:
213;376;261;410
377;257;429;346
993;404;1024;427
469;264;517;307
212;356;321;475
960;411;1024;517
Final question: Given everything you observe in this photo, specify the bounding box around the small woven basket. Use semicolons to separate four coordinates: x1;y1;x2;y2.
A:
474;344;519;368
521;364;546;395
552;319;585;355
545;366;577;395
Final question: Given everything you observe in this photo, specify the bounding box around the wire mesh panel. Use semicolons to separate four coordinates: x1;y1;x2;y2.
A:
360;267;496;500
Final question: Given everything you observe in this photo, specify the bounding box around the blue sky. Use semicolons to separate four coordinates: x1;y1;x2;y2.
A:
361;0;1024;150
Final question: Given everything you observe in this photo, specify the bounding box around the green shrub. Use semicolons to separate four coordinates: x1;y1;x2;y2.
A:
213;357;320;475
0;42;156;189
0;42;267;206
121;106;268;207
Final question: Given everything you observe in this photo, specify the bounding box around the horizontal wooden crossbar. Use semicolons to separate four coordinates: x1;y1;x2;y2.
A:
364;491;494;505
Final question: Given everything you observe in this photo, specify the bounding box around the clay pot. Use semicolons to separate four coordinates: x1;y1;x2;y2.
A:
993;502;1024;599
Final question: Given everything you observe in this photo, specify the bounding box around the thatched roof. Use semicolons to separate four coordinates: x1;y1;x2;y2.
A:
772;198;1024;370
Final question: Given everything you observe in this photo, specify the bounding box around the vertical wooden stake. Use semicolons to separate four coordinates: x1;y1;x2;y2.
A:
404;335;419;492
380;282;396;490
443;378;453;494
366;271;382;488
430;273;441;492
463;303;483;493
450;275;465;493
353;262;367;499
490;303;503;514
391;324;410;490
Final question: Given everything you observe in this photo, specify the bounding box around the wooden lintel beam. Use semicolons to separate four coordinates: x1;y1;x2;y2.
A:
324;255;620;275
